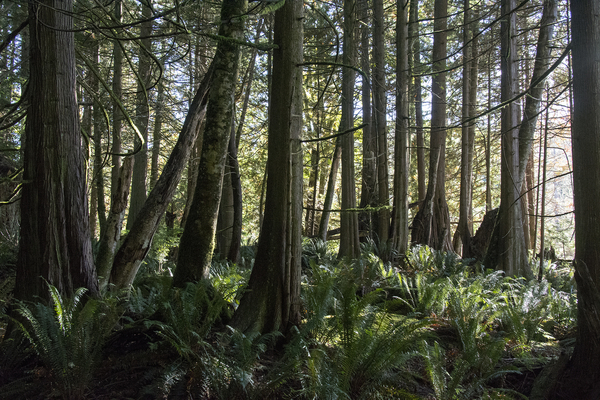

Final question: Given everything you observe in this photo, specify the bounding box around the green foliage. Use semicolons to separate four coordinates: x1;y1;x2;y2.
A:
210;258;250;304
7;283;118;399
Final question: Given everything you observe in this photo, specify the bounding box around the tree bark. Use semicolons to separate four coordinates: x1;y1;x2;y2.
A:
231;0;303;334
318;141;341;241
107;62;214;290
548;1;600;397
173;0;247;287
111;0;123;198
358;0;376;238
127;2;153;229
15;0;98;300
411;0;451;251
492;0;532;278
339;0;361;258
409;0;426;205
392;0;410;256
456;0;475;257
150;76;165;190
373;0;390;244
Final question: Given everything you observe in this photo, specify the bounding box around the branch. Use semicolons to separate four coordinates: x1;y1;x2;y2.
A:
301;123;368;143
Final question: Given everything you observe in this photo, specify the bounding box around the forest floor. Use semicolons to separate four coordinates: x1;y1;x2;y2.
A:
0;248;577;399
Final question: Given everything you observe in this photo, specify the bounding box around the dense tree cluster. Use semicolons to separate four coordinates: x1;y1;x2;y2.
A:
0;0;599;397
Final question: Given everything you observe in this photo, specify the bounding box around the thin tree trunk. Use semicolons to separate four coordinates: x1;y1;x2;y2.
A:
111;0;123;198
318;141;341;241
392;0;410;256
410;0;426;204
373;0;390;244
339;0;360;258
359;0;376;237
127;3;153;229
150;77;165;190
97;157;133;290
457;0;475;257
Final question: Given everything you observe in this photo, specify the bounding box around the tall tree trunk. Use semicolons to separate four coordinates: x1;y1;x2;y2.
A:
339;0;360;258
111;0;123;198
91;39;107;236
549;1;600;398
359;0;376;237
392;0;410;256
456;0;475;257
492;0;532;278
16;0;98;300
127;3;153;229
107;63;214;290
231;0;303;334
410;0;426;205
411;0;451;251
173;0;247;287
373;0;390;244
517;0;557;185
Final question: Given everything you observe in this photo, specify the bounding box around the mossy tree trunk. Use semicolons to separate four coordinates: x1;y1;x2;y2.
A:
173;0;247;287
107;63;214;290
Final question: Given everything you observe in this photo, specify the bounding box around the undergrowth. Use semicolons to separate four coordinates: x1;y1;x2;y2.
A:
0;241;577;399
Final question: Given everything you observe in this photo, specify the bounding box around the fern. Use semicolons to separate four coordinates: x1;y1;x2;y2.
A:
9;283;117;399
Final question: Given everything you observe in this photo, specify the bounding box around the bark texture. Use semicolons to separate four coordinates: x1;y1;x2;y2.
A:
392;0;410;256
411;0;451;251
548;1;600;398
173;0;246;287
16;0;98;300
339;0;361;258
493;0;532;278
231;0;303;334
107;63;214;290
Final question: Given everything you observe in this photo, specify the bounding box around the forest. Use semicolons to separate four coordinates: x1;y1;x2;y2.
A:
0;0;600;398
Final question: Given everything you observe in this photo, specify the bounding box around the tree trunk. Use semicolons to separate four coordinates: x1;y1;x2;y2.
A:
411;0;451;251
517;0;557;185
392;0;410;256
373;0;390;244
173;0;247;287
410;0;426;205
358;0;376;237
111;0;123;198
107;63;214;290
231;0;303;334
97;157;134;290
318;141;341;241
492;0;532;278
15;0;98;300
150;77;165;190
127;3;153;229
548;1;600;397
456;0;475;257
339;0;360;258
